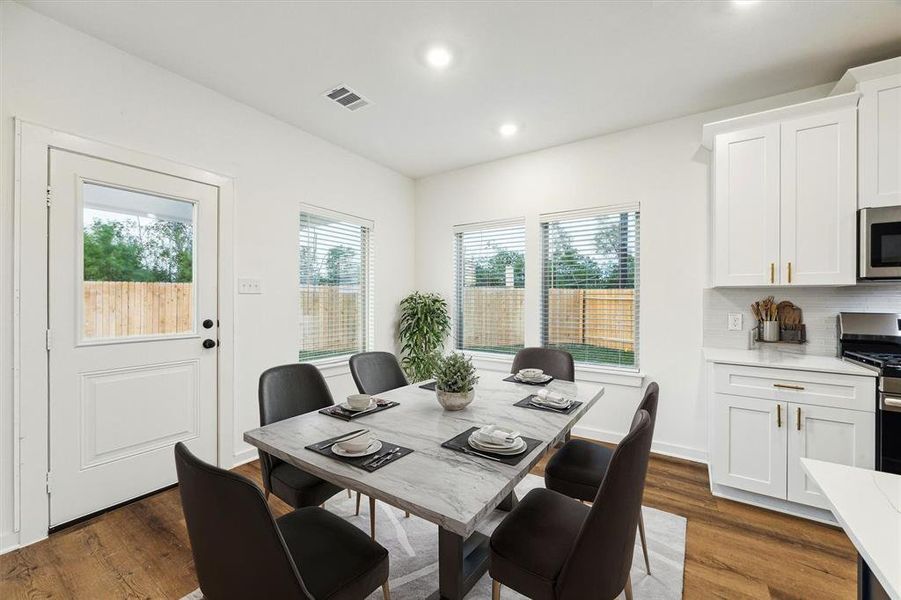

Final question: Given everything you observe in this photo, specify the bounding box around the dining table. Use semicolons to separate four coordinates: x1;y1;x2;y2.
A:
243;371;605;600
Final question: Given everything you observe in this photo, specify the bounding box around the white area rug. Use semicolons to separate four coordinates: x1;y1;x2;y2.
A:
182;474;686;599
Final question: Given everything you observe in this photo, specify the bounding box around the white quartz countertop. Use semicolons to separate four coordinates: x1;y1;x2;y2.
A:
801;459;900;599
703;347;876;377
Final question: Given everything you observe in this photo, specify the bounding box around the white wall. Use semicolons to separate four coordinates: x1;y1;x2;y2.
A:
0;3;415;550
414;84;836;463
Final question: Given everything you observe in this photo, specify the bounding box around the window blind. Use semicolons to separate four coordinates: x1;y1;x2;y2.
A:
454;221;526;355
299;210;372;362
540;207;639;369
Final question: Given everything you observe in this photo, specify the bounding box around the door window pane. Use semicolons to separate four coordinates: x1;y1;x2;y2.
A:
82;183;195;339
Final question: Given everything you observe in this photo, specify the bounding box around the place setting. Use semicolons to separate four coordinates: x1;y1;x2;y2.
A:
305;428;413;472
503;367;554;386
514;388;582;415
319;393;400;421
441;424;542;465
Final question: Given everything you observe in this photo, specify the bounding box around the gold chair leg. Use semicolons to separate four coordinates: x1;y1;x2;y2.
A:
355;491;361;516
264;489;270;501
492;579;501;600
369;496;376;540
347;489;352;499
404;511;410;518
638;509;651;574
624;574;633;600
381;581;391;600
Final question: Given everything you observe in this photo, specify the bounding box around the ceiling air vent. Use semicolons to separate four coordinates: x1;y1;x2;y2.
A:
323;85;371;112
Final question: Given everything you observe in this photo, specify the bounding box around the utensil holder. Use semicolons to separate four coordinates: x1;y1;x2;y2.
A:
761;321;780;342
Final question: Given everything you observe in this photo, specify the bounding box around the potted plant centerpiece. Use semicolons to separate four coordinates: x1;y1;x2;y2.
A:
433;352;479;411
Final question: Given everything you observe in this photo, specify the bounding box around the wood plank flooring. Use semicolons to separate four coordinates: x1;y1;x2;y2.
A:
1;442;857;599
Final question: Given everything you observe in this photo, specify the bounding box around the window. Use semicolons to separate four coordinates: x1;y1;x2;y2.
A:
454;220;525;355
299;208;372;362
540;206;639;369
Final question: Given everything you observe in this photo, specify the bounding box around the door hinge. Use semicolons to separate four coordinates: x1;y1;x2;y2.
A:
45;329;52;351
46;472;52;495
46;186;52;207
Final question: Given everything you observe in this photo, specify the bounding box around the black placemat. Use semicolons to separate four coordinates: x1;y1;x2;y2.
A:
305;434;413;472
502;374;555;386
441;427;542;466
514;395;582;415
419;381;437;391
319;401;399;421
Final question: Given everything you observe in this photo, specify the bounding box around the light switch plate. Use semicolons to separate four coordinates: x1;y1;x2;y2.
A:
238;278;263;294
727;313;743;331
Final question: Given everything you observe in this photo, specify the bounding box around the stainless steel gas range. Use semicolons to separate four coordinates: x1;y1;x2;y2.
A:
839;312;901;474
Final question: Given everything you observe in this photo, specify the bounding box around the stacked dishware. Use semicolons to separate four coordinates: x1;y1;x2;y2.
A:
330;429;382;458
529;389;573;410
468;425;526;456
514;368;553;384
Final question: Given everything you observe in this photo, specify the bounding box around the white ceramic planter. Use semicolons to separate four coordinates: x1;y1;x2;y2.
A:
436;389;475;411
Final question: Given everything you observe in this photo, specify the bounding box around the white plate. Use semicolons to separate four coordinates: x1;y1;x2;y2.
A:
515;373;552;383
340;400;376;412
469;436;527;455
333;439;382;458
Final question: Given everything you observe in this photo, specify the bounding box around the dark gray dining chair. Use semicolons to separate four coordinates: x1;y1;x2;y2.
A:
511;347;575;382
544;382;660;574
174;442;391;600
348;351;411;528
258;364;343;509
490;410;654;600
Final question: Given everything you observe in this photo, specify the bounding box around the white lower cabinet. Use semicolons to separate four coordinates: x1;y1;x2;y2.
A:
709;363;876;518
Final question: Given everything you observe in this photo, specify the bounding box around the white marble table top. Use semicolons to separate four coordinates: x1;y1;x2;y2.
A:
244;373;604;537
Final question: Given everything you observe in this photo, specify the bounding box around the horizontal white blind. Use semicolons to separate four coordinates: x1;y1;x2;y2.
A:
299;211;371;362
455;222;526;355
540;208;639;368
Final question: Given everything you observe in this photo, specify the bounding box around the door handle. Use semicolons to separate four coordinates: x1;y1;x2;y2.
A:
202;339;217;349
796;407;801;431
773;383;805;391
776;404;782;428
770;263;775;284
202;319;215;329
787;262;792;284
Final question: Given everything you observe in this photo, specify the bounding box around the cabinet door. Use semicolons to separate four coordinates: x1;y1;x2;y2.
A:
712;394;787;498
860;74;901;209
780;108;857;286
713;124;781;286
787;404;875;509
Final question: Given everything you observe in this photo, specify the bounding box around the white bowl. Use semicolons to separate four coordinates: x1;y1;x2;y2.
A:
518;368;544;380
336;434;373;453
347;394;372;410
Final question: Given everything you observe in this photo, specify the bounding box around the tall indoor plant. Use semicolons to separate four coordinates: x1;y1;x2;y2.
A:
398;292;451;382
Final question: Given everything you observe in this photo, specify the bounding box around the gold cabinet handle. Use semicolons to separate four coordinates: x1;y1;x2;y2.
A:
777;404;782;428
770;263;775;284
796;407;801;431
773;383;805;390
787;262;792;284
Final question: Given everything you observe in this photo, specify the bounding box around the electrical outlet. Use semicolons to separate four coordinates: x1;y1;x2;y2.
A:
727;313;743;331
238;278;263;294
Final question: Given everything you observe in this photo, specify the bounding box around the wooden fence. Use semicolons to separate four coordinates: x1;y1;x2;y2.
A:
299;285;362;355
83;281;193;338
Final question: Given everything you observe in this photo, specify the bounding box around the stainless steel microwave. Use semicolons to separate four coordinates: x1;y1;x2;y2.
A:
860;206;901;280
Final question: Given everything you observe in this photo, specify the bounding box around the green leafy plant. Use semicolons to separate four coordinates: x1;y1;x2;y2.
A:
433;352;479;394
399;292;451;382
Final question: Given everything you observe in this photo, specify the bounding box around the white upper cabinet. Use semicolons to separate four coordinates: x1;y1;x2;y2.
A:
780;108;857;286
714;124;781;286
859;73;901;208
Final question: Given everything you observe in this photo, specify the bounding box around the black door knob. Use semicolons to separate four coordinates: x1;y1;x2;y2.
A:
202;339;217;349
202;319;215;329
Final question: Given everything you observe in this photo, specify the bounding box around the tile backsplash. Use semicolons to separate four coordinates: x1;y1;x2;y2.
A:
704;285;901;356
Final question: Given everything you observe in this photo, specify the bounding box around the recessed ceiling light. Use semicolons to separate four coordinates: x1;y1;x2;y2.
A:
733;0;760;6
425;45;453;70
498;122;519;137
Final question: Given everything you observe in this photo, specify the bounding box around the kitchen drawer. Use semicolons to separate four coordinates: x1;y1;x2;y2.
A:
713;364;876;412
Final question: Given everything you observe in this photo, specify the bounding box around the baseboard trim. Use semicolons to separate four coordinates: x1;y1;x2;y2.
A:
0;531;25;555
232;447;258;468
572;424;708;464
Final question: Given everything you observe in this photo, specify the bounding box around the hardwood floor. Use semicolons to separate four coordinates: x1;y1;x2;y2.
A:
1;443;856;599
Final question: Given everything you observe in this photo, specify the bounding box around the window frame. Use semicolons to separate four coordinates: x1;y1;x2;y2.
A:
298;203;374;366
539;204;640;372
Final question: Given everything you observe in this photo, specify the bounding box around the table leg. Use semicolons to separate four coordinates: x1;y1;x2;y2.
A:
437;526;490;600
498;490;518;512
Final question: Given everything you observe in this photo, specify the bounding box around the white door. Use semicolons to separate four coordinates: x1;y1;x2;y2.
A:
48;149;219;527
712;394;787;498
786;403;875;509
780;108;857;286
713;124;781;286
859;74;901;209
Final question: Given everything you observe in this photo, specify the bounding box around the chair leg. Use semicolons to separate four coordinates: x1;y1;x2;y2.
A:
638;509;651;574
369;496;376;540
624;574;633;600
347;489;352;499
264;489;270;501
381;581;391;600
404;510;410;518
492;579;501;600
355;491;361;516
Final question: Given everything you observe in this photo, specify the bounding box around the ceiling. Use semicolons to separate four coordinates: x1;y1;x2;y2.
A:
21;1;901;178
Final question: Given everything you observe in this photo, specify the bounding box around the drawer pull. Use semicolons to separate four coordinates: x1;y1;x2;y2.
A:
796;407;801;431
773;383;805;391
787;261;792;284
776;404;782;428
770;263;775;284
